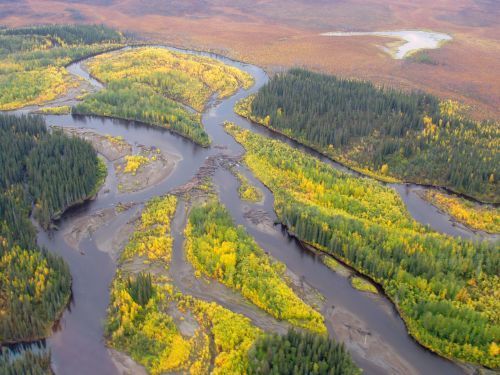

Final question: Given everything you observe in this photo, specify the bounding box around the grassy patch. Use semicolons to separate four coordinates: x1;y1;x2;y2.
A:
409;51;438;65
321;256;351;277
37;105;71;114
351;277;378;294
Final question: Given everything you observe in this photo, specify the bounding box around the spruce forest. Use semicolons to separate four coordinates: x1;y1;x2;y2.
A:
248;330;360;375
245;69;499;202
0;114;101;364
226;123;499;368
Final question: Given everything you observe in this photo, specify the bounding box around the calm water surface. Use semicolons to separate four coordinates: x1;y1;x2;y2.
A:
10;46;479;374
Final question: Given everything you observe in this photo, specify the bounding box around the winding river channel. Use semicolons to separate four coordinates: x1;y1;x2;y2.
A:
12;46;491;374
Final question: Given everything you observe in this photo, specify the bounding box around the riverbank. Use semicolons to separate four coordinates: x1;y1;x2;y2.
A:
419;190;499;234
225;122;497;370
235;95;498;207
16;42;489;375
59;127;180;195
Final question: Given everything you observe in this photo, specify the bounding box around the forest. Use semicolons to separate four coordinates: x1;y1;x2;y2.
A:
84;47;253;112
27;130;105;228
240;69;499;203
73;80;209;146
0;25;123;110
108;195;358;374
74;47;254;146
107;195;263;374
226;123;500;368
0;114;102;367
0;347;51;375
248;330;360;375
185;200;325;333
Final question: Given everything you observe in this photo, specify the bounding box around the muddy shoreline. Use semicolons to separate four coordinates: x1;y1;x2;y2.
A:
59;127;180;195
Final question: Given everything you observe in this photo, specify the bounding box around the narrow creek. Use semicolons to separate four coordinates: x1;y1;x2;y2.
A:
12;46;488;374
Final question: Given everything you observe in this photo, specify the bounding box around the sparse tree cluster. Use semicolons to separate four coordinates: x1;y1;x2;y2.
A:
126;272;154;307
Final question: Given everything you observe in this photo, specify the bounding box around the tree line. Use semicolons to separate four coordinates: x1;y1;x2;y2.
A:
248;329;360;375
0;114;101;369
247;68;498;202
0;25;124;110
226;123;500;368
1;24;122;46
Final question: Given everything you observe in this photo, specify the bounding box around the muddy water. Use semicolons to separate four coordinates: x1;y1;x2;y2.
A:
19;47;484;374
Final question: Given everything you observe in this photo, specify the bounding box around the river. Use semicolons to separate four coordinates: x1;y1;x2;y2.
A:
13;46;486;374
